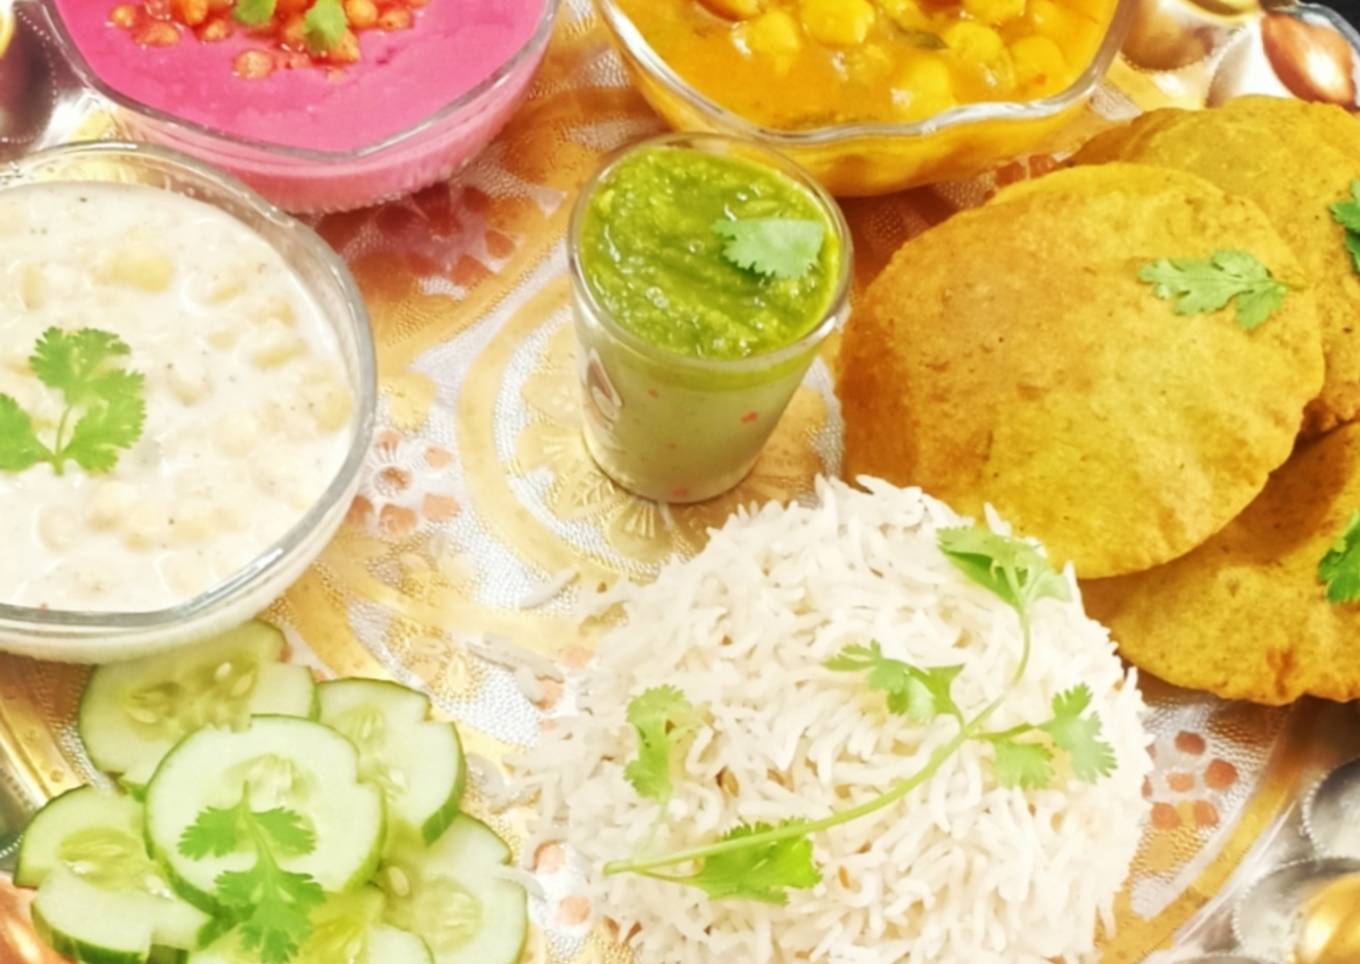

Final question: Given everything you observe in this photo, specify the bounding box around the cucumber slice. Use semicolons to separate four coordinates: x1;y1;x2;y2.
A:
16;784;208;957
146;716;384;910
16;786;140;888
318;679;465;845
80;621;316;787
187;888;431;964
383;816;528;964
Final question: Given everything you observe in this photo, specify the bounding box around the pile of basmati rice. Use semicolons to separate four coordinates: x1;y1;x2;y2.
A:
515;477;1152;963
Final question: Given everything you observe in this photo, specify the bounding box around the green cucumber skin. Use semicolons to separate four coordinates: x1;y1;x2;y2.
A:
420;729;466;846
31;903;148;964
14;785;92;888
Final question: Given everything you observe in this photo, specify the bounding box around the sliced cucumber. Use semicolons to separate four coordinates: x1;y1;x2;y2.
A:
318;679;465;846
382;816;528;964
187;887;431;964
146;716;384;910
22;787;210;964
80;621;316;787
16;786;140;888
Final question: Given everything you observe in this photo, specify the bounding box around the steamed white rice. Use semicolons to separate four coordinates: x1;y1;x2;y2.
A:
515;477;1152;963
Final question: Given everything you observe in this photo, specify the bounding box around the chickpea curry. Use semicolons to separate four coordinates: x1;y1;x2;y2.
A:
617;0;1118;129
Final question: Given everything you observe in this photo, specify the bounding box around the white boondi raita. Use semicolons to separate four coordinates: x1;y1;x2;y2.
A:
0;182;353;612
515;477;1152;964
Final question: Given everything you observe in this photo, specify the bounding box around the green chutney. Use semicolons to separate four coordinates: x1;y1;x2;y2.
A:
577;146;842;360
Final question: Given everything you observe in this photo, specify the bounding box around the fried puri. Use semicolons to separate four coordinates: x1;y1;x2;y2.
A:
838;163;1324;578
1083;424;1360;705
1075;96;1360;436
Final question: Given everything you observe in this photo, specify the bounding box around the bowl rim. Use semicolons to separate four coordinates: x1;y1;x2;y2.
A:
597;0;1136;144
0;139;377;637
37;0;560;161
566;131;854;376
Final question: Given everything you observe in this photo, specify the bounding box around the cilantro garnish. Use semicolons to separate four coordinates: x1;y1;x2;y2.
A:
179;796;324;964
1318;510;1360;605
0;328;145;477
1330;181;1360;274
713;218;825;281
624;685;698;806
233;0;276;26
304;0;347;52
1138;250;1290;330
604;527;1115;904
826;642;963;724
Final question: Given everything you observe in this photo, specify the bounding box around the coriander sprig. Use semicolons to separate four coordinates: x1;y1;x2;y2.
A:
624;685;699;808
713;217;825;281
0;327;146;477
1319;510;1360;605
1138;250;1291;331
604;527;1114;904
1330;180;1360;274
179;795;324;964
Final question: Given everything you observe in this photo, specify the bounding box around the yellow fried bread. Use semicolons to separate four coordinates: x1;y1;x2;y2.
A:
1075;96;1360;436
838;163;1323;578
1084;423;1360;705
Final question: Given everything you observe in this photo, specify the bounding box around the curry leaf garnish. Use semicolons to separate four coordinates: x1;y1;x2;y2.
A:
624;686;698;806
1331;181;1360;274
0;328;145;476
713;217;825;281
179;796;323;964
605;528;1115;904
1319;510;1360;605
1138;250;1289;331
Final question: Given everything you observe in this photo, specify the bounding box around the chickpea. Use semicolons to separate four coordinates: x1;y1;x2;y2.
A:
963;0;1024;25
801;0;875;46
740;10;802;60
892;55;957;117
1010;35;1067;90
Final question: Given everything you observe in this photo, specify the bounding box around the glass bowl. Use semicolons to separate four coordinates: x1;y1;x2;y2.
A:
597;0;1136;197
0;141;377;664
38;0;560;213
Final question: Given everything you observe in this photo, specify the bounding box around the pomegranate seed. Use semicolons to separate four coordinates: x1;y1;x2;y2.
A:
144;0;172;20
170;0;208;26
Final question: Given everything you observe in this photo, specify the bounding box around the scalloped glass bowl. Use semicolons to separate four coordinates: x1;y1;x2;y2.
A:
41;0;559;212
597;0;1136;196
0;141;376;664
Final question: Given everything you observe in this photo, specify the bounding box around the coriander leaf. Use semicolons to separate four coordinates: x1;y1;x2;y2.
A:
219;867;323;964
252;808;316;856
679;822;821;904
1345;231;1360;275
234;0;276;26
30;328;130;401
179;804;243;859
713;218;825;281
0;395;48;472
1138;250;1289;331
937;526;1069;615
624;685;698;803
304;0;347;53
992;737;1054;789
1319;510;1360;604
1330;181;1360;233
826;642;963;722
1040;685;1115;783
61;384;146;474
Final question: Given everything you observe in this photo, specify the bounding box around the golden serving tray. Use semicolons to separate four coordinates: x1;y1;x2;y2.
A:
4;0;1360;959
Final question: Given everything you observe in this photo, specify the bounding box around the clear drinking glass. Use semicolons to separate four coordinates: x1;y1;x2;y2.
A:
566;134;852;504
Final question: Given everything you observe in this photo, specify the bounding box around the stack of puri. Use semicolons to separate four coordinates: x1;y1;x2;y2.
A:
837;96;1360;704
